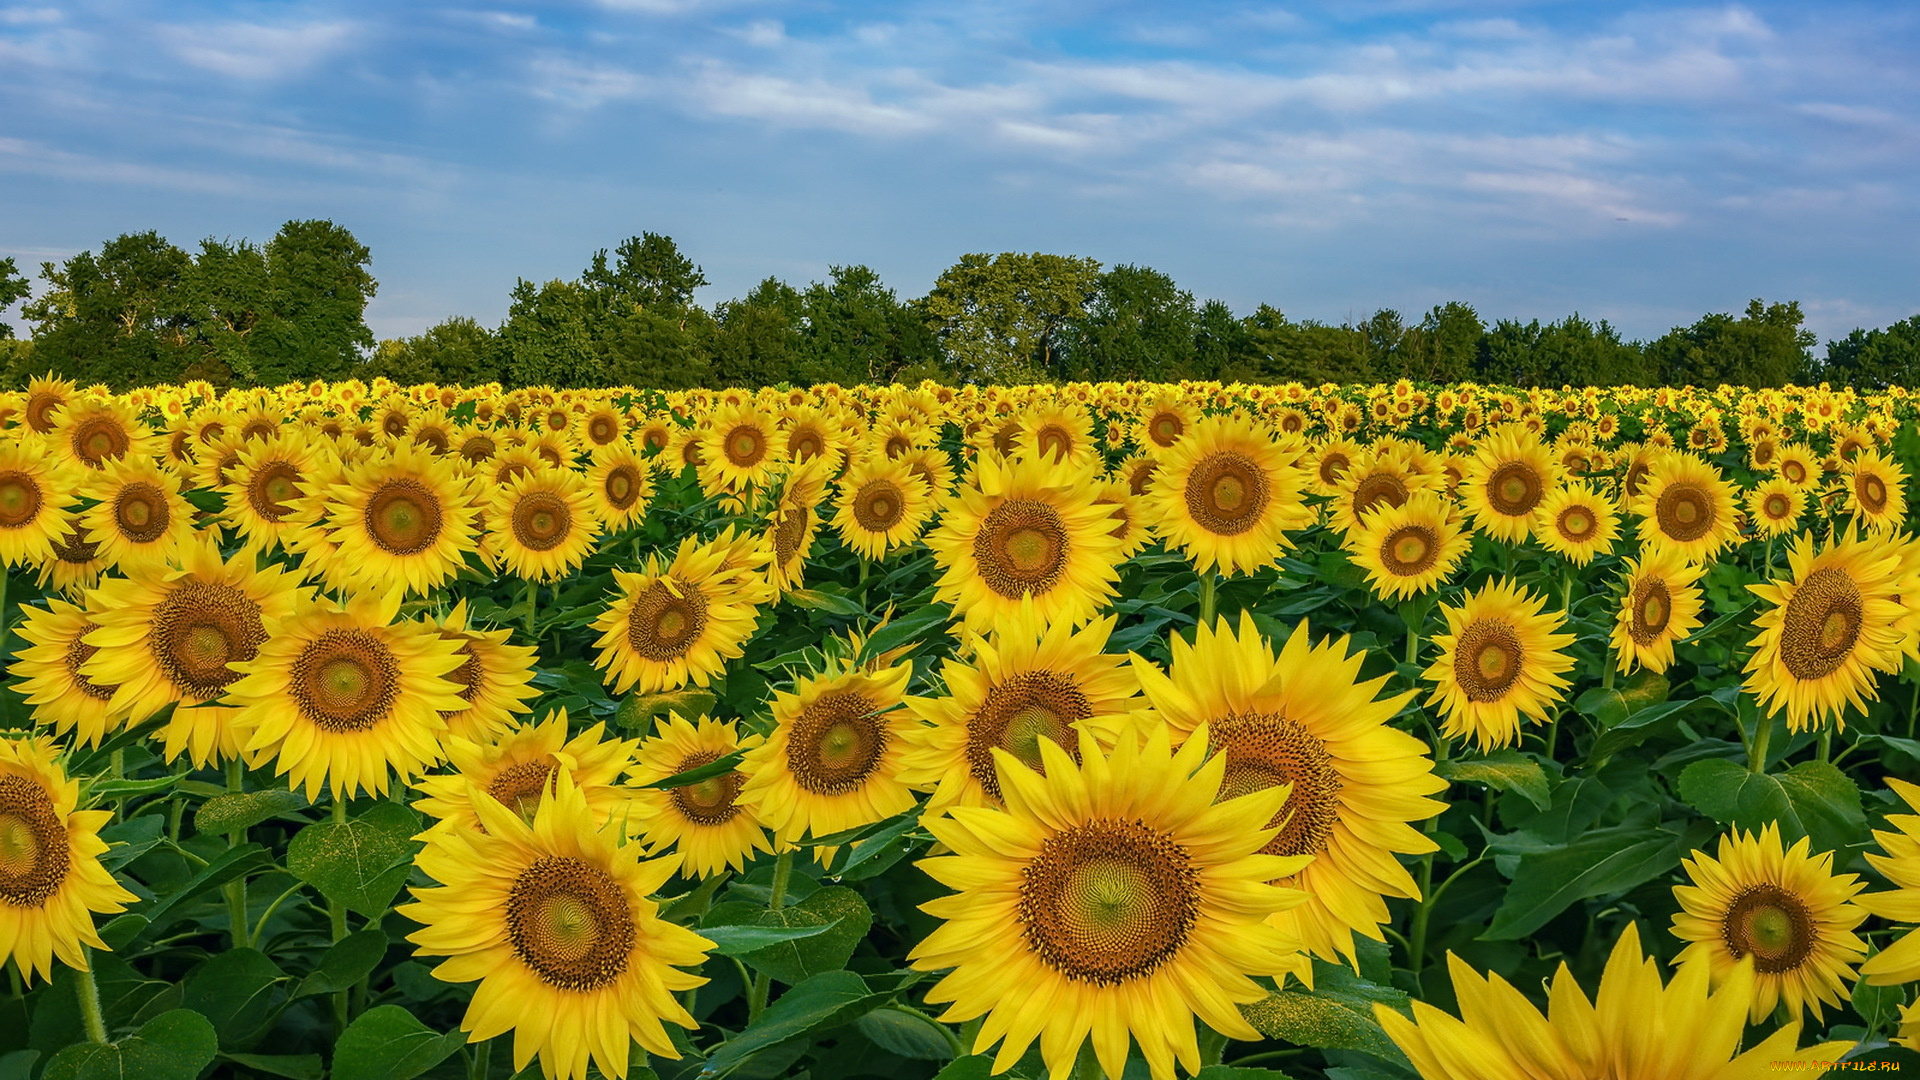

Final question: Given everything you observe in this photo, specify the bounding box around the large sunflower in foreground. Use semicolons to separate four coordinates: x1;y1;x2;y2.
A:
13;599;123;748
1671;823;1868;1023
423;600;539;745
1133;612;1445;969
629;712;773;878
229;588;468;800
1459;424;1559;544
401;772;711;1080
415;708;638;837
1344;492;1469;603
1610;544;1707;675
1743;529;1908;733
1858;777;1920;987
314;440;479;598
1632;452;1740;563
1146;413;1310;577
1425;579;1576;751
737;657;917;844
909;725;1311;1080
0;736;137;984
1377;922;1848;1079
925;452;1123;633
589;536;767;695
0;436;80;569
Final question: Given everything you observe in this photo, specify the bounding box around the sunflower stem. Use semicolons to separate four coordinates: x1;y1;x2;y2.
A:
1070;1039;1104;1080
1817;729;1832;763
1559;564;1575;615
522;579;538;645
75;951;108;1044
470;1037;492;1080
224;757;249;951
250;880;309;948
1197;573;1217;629
1749;717;1773;774
1908;675;1919;741
746;850;798;1023
1601;648;1616;691
331;795;351;1034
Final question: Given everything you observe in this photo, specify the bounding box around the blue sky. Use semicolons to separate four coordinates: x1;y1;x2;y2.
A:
2;0;1917;348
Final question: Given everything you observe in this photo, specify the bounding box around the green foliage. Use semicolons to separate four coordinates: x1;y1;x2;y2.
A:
923;251;1104;383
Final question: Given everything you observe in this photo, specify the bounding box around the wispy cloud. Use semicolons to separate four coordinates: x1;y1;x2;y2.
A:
162;19;359;80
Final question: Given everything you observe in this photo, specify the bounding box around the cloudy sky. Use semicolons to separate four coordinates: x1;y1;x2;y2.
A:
2;0;1916;347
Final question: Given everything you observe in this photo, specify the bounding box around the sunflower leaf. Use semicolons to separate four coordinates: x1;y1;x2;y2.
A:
1435;750;1551;811
1678;758;1866;853
286;802;422;919
1481;825;1684;940
1239;964;1409;1064
640;749;745;789
701;971;890;1078
41;1009;217;1080
328;1006;466;1080
704;886;874;985
700;922;840;955
194;789;309;836
180;950;292;1049
617;688;721;732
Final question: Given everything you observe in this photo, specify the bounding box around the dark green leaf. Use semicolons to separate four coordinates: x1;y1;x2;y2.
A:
1239;964;1409;1063
181;949;291;1048
329;1006;467;1080
219;1054;324;1080
1198;1068;1302;1080
705;886;874;985
83;777;186;800
286;801;422;919
130;843;271;942
640;750;745;790
855;1007;957;1061
616;688;719;732
294;928;389;998
195;789;309;835
0;1051;37;1080
1482;826;1683;940
832;810;922;876
41;1010;217;1080
858;603;952;662
1679;759;1866;854
1436;750;1551;811
700;971;887;1078
98;815;164;871
785;588;868;616
700;923;839;955
1586;698;1708;762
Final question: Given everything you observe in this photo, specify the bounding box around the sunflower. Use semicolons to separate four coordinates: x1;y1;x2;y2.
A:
1146;412;1311;577
1610;545;1707;676
1425;579;1576;751
1858;777;1920;986
486;466;601;582
909;725;1312;1080
80;456;196;574
1377;921;1849;1079
1747;477;1806;539
1133;611;1446;969
1532;480;1619;566
583;442;653;532
0;435;80;568
832;456;935;561
401;772;710;1080
13;599;124;748
315;440;480;598
1344;492;1470;603
1671;823;1868;1023
1842;446;1907;531
0;737;138;984
1632;452;1740;564
737;657;917;844
898;444;957;500
1744;529;1908;733
1015;403;1098;471
49;396;151;472
1775;442;1819;489
1133;390;1198;456
1326;443;1441;537
22;373;77;434
32;526;111;596
219;431;334;555
425;600;540;745
1459;424;1559;544
764;461;826;594
416;708;639;837
228;587;467;800
629;713;773;878
1089;479;1149;561
576;404;626;449
589;536;767;695
696;404;783;495
778;404;848;475
925;452;1123;634
900;603;1145;816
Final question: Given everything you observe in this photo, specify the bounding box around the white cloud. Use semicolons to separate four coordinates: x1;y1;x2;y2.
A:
163;19;357;80
527;53;650;108
0;7;61;25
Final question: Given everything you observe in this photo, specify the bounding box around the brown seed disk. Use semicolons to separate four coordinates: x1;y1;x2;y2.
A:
1721;882;1817;974
964;671;1091;802
363;478;445;556
1454;619;1525;702
51;529;99;565
786;690;888;796
69;414;131;467
588;416;619;445
724;425;767;468
510;492;572;553
114;482;171;544
1485;461;1542;516
1778;567;1864;681
1379;525;1439;577
1628;578;1673;646
64;623;117;701
1018;817;1199;985
151;580;268;700
1556;505;1596;542
1655;483;1716;542
507;855;635;991
625;578;709;662
788;428;823;461
1858;472;1888;514
460;435;498;463
0;471;44;529
772;505;811;567
1350;472;1408;519
439;640;484;715
290;629;401;733
0;773;71;907
670;751;745;825
852;479;907;533
246;461;304;522
1148;412;1183;447
972;499;1070;599
603;466;641;511
1183;451;1272;537
1211;712;1343;859
489;758;558;819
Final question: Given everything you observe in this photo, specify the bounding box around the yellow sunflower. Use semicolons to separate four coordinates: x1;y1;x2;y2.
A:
32;526;111;596
0;436;81;569
590;535;768;695
1632;452;1740;564
1842;446;1907;532
629;713;774;878
1326;443;1442;537
229;587;467;800
1671;823;1868;1023
763;460;826;594
49;395;152;472
696;404;783;495
1459;424;1560;544
424;600;539;745
219;431;334;556
22;373;78;435
1775;442;1819;489
0;736;138;984
909;725;1312;1080
1747;476;1806;539
1858;777;1920;987
583;441;653;532
832;455;935;561
1133;390;1198;456
1744;529;1908;732
1345;492;1470;602
1133;611;1446;968
80;456;196;575
486;466;602;582
1306;436;1364;496
315;440;480;598
416;708;639;837
1014;403;1098;471
1610;545;1707;675
1146;412;1311;577
401;771;710;1080
1089;479;1149;561
1532;480;1619;566
778;404;848;475
13;599;124;747
1425;579;1576;751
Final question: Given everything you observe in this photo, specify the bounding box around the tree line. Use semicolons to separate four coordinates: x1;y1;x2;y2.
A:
5;222;1919;390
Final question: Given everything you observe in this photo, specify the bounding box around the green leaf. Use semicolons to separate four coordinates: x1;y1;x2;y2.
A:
705;886;874;985
1197;1068;1302;1080
1435;750;1551;811
219;1053;324;1080
932;1056;1043;1080
701;971;888;1078
1573;669;1670;727
700;922;838;955
640;749;745;790
41;1009;217;1080
83;776;187;800
855;1007;957;1061
858;602;952;662
1586;698;1709;762
286;801;422;919
0;1051;37;1080
785;588;868;616
98;815;164;871
1482;826;1684;940
615;688;719;732
831;810;922;877
1239;964;1409;1063
180;949;291;1048
294;928;389;998
130;842;271;942
195;789;308;835
329;1006;468;1080
1854;973;1902;1034
1678;759;1867;854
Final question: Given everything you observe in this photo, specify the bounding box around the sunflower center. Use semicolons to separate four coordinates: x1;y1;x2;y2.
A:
1126;460;1157;496
291;629;400;733
1764;493;1792;520
1035;425;1072;463
1722;883;1816;974
786;690;888;796
0;774;70;908
440;642;484;712
789;430;823;461
1485;462;1542;516
1212;712;1342;859
725;425;766;468
413;427;449;453
1783;460;1807;485
1019;818;1199;986
773;506;811;567
625;579;708;662
1630;579;1673;646
1859;474;1888;513
25;394;62;434
1655;484;1714;542
71;415;131;467
965;671;1091;802
461;435;497;463
1455;620;1524;701
669;751;744;825
507;855;634;991
511;492;572;552
114;482;170;543
974;499;1069;599
1351;473;1408;518
853;480;906;533
51;529;98;565
152;581;268;700
1556;506;1595;541
64;625;117;701
1779;567;1864;681
488;759;557;821
588;416;618;445
247;462;303;521
364;478;444;555
1185;451;1271;536
1149;413;1184;447
0;471;43;529
1381;525;1438;576
1317;452;1351;488
604;466;640;511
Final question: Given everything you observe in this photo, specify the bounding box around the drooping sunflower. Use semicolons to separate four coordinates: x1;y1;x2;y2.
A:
416;708;639;837
486;466;601;582
583;441;653;532
1633;452;1741;564
629;712;773;878
1377;921;1849;1080
589;536;767;695
1747;476;1806;539
80;456;196;574
401;772;710;1080
1133;611;1446;968
1459;424;1560;544
13;599;124;748
228;587;468;800
1744;529;1908;733
315;440;480;598
1146;412;1311;577
763;460;826;594
0;736;138;984
1345;492;1470;603
32;526;111;596
0;436;80;569
1611;545;1707;675
424;600;540;745
909;725;1312;1080
696;404;783;495
1858;777;1920;987
1425;579;1577;751
925;452;1123;634
832;455;935;561
900;603;1145;816
737;657;917;845
1842;446;1907;532
1532;480;1619;566
1671;823;1868;1023
219;431;334;556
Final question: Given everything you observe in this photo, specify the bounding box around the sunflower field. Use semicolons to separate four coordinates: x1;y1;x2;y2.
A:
5;373;1920;1080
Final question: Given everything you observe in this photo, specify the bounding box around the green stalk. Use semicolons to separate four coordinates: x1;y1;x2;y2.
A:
331;796;351;1034
1817;729;1832;764
1749;718;1773;774
1560;563;1575;615
1403;604;1422;668
746;850;796;1022
75;953;108;1044
470;1037;492;1080
522;579;538;643
224;757;248;950
1197;573;1217;629
1601;646;1617;691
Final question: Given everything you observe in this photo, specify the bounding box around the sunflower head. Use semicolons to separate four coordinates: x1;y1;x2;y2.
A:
1425;579;1577;751
1146;413;1311;577
1743;529;1909;733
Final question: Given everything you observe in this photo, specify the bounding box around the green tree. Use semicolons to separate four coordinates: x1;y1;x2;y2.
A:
607;305;712;389
1644;299;1814;387
708;277;803;389
1244;306;1373;385
1059;264;1197;382
1479;314;1647;387
497;279;602;387
1191;299;1259;382
797;265;937;386
0;257;30;339
23;231;199;387
584;233;708;312
1395;302;1485;383
1819;315;1920;389
368;316;499;386
923;252;1103;383
246;219;378;385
